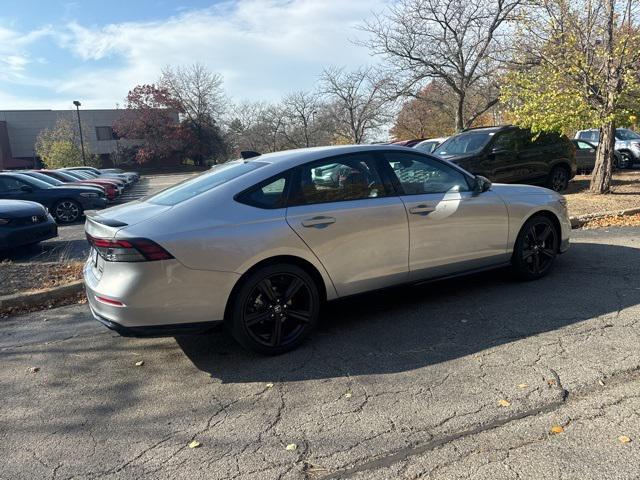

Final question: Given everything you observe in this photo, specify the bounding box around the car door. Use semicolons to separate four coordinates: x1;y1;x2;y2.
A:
487;129;524;183
285;153;409;297
381;151;509;281
0;176;35;202
574;141;596;171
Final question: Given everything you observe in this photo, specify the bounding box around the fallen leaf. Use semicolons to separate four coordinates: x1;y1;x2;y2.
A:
344;391;353;399
618;435;632;444
550;425;564;434
498;399;511;407
598;379;605;386
266;383;274;388
28;367;40;373
135;361;144;367
517;383;529;389
188;440;201;449
547;379;557;386
285;443;297;451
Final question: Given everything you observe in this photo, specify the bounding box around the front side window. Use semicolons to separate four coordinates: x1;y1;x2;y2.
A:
384;152;470;195
492;130;519;151
236;175;289;209
616;129;640;140
289;154;386;206
148;160;267;206
576;141;594;150
0;177;23;193
579;131;600;142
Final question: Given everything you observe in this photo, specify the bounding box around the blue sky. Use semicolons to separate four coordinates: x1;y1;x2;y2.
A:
0;0;384;110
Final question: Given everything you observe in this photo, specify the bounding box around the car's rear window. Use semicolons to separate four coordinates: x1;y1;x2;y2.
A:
147;160;267;206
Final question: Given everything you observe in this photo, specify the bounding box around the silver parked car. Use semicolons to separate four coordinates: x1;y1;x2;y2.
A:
84;145;571;354
574;128;637;168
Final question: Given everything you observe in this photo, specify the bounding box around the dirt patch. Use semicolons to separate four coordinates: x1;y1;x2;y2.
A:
565;171;640;217
0;261;83;297
581;213;640;230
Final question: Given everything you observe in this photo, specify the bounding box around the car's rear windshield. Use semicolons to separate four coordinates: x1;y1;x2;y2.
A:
147;160;267;206
435;132;493;156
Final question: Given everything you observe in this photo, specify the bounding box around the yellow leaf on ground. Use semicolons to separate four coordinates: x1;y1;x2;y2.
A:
618;435;632;444
517;383;529;389
188;440;201;449
135;361;144;367
285;443;297;451
550;425;564;434
266;383;274;388
344;391;353;399
498;399;511;407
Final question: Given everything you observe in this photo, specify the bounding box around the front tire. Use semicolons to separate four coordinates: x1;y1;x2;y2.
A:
511;215;559;281
228;264;320;355
546;166;569;192
52;199;82;223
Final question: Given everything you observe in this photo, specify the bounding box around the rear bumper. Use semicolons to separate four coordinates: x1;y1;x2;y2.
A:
89;305;222;337
84;257;240;331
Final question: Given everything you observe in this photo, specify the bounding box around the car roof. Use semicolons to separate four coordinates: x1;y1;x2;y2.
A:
241;144;425;170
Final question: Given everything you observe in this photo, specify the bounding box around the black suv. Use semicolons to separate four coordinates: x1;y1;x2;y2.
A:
433;126;577;191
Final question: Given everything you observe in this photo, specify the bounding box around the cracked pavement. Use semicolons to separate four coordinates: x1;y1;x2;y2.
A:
1;227;639;479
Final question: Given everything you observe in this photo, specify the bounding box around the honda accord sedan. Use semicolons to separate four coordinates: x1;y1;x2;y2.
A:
84;145;570;354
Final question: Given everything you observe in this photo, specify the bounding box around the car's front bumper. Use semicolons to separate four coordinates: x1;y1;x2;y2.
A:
84;256;240;334
0;217;57;249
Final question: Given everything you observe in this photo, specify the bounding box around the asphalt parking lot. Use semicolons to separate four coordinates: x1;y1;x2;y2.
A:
1;172;197;263
1;227;639;479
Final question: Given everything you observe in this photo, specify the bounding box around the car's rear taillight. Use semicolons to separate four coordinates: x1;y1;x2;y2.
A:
86;234;174;262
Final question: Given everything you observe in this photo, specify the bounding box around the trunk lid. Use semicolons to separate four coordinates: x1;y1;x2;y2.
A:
85;201;173;238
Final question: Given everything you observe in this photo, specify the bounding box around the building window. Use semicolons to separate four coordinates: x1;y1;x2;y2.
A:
95;126;118;141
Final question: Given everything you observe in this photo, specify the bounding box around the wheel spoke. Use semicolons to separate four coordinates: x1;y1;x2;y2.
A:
257;279;278;302
287;309;311;323
528;226;538;243
522;249;535;260
541;248;555;258
538;225;552;242
271;317;283;346
532;253;541;273
283;277;304;303
245;310;271;327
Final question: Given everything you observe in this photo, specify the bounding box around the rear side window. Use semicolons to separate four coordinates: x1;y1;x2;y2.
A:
148;161;267;206
236;175;289;209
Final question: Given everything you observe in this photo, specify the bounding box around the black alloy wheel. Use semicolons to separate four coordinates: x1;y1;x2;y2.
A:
547;166;569;192
53;199;82;223
230;264;320;354
512;215;558;280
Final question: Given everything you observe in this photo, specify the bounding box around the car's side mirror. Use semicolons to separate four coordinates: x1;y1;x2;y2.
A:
20;185;33;193
473;175;492;195
490;146;509;155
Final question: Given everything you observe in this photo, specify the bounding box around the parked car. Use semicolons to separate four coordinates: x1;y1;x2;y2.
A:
18;171;114;201
64;167;136;185
574;128;638;168
0;172;107;223
99;168;140;183
392;139;426;148
414;137;448;154
571;140;624;173
0;199;57;250
37;170;124;196
84;144;570;354
433;126;577;192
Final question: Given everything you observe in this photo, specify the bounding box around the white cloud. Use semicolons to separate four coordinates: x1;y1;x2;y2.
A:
50;0;387;108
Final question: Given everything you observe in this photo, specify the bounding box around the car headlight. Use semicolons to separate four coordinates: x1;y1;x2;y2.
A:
80;192;99;198
0;218;10;225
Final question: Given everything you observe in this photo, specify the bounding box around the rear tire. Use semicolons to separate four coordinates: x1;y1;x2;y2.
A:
228;264;320;355
52;199;82;223
511;215;559;281
546;166;569;192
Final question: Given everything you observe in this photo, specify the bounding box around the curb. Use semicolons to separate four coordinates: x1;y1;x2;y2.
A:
570;206;640;229
0;280;84;313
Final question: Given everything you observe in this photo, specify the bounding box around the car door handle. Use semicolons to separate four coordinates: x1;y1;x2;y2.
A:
301;216;336;228
409;205;435;215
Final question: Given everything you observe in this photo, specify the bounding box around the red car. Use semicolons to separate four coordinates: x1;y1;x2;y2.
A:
36;170;121;201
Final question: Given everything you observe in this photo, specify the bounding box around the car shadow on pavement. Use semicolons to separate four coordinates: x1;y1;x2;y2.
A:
177;240;639;384
1;238;89;263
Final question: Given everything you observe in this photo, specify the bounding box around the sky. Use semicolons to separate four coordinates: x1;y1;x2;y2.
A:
0;0;387;111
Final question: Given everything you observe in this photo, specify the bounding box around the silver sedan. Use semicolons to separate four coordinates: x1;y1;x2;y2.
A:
84;145;570;354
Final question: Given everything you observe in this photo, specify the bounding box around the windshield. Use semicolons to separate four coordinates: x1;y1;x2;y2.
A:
26;172;63;186
616;129;640;140
415;141;440;153
147;160;267;206
435;132;493;156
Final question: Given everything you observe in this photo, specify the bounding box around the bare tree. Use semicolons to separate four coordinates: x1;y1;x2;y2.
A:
320;66;391;143
281;91;322;148
360;0;523;131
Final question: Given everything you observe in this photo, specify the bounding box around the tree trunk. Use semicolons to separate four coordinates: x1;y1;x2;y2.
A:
590;121;615;194
455;91;465;132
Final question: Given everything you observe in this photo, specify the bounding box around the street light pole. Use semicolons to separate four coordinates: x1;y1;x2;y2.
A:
73;100;86;166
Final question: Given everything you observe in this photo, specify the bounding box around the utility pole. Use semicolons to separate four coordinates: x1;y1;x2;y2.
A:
73;100;87;166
